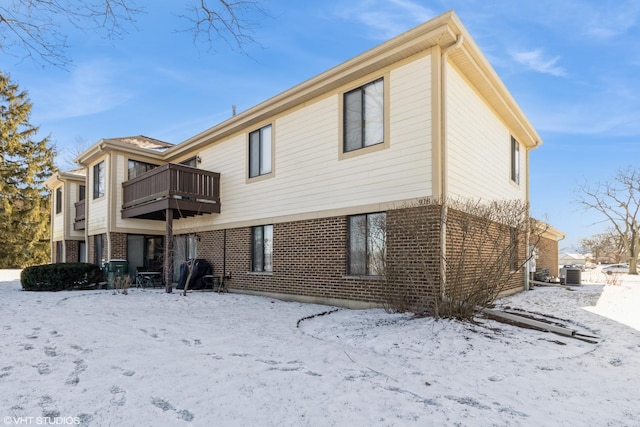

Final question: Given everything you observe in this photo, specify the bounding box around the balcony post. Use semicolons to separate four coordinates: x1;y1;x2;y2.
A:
164;208;173;293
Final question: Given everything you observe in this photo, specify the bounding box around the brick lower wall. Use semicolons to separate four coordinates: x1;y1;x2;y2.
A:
65;240;80;263
445;208;526;298
178;204;526;307
536;236;559;276
385;204;443;308
110;232;127;260
52;240;81;263
194;217;387;304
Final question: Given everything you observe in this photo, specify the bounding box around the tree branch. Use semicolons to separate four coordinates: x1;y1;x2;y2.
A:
1;0;141;68
179;0;267;53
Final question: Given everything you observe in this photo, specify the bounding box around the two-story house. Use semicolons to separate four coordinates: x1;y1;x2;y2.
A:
45;168;87;263
46;11;544;308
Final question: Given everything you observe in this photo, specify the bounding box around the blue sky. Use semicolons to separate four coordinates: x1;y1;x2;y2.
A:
4;0;640;249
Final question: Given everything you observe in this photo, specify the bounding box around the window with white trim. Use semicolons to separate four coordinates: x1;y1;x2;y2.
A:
249;125;272;178
344;78;384;153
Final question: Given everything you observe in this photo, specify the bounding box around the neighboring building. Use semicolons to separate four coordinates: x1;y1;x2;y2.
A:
46;11;544;308
559;252;587;268
531;222;565;277
45;169;87;264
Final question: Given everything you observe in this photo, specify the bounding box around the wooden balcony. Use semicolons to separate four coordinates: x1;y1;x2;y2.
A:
74;200;85;230
122;163;221;221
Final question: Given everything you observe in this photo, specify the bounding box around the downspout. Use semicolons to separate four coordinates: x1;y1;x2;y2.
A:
222;229;227;287
524;145;532;290
84;170;89;263
439;35;464;300
50;187;55;263
105;152;113;263
62;181;67;262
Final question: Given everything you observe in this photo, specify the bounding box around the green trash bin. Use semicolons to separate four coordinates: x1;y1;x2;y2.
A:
104;259;128;289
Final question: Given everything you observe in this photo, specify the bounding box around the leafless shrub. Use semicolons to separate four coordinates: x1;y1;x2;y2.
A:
381;198;541;321
380;198;441;315
112;275;132;295
604;273;621;286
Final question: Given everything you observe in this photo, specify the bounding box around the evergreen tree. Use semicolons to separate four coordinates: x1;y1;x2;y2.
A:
0;71;56;268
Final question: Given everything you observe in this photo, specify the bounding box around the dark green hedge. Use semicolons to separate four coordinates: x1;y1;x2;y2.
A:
21;263;104;292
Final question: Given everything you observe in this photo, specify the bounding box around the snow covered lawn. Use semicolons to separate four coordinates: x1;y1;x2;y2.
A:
1;269;639;426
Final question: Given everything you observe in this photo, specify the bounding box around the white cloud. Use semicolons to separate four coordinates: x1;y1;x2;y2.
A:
529;100;640;137
510;49;567;77
32;59;132;122
334;0;435;39
582;2;640;39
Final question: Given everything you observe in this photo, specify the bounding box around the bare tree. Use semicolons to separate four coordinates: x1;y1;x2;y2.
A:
0;1;140;68
179;0;267;52
579;229;626;264
0;1;267;68
576;167;640;274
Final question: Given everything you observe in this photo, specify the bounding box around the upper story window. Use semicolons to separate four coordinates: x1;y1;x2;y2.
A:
251;224;273;272
181;157;198;168
93;161;104;199
55;187;62;214
344;78;384;153
511;136;520;185
78;185;86;202
128;160;158;180
347;212;386;276
249;124;272;178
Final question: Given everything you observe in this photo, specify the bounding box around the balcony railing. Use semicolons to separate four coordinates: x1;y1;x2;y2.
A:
74;199;85;230
122;163;221;220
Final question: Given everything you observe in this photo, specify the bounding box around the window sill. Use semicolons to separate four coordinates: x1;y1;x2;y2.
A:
247;271;273;276
246;172;274;184
342;275;384;280
339;141;387;161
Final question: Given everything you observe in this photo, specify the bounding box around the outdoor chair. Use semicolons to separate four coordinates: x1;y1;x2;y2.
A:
136;267;163;288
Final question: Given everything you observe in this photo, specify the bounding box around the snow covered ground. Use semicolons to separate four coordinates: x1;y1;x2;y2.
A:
1;268;639;427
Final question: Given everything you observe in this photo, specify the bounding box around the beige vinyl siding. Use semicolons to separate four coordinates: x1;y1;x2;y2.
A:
52;185;64;241
52;219;64;241
88;199;107;234
52;182;83;241
66;183;84;239
87;158;108;235
176;55;433;231
445;62;526;201
179;133;244;231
